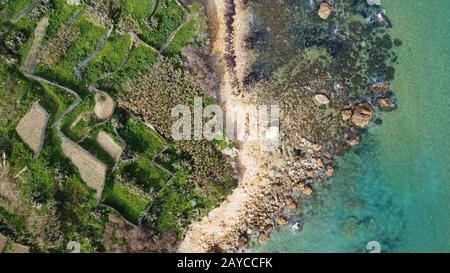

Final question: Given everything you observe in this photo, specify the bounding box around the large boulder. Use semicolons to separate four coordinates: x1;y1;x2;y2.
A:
341;108;353;121
315;94;330;105
318;3;333;20
351;103;373;128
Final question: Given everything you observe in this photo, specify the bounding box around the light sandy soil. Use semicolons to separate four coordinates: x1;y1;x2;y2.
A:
94;91;115;121
59;132;107;200
96;131;122;161
16;103;50;157
0;233;7;253
178;0;282;253
8;242;30;253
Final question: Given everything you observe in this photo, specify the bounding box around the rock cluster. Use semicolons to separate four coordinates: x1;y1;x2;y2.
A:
341;103;374;128
191;139;335;252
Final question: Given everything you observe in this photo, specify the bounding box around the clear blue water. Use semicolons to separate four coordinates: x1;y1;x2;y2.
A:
249;0;450;253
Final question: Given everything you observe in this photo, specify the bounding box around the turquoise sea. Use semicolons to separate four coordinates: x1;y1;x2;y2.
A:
250;0;450;253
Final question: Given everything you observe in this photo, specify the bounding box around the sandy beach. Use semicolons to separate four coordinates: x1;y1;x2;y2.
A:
178;0;273;252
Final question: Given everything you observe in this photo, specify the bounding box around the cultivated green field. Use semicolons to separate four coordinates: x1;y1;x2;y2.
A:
0;0;232;252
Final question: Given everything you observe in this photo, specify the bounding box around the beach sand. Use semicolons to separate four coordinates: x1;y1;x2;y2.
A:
178;0;279;253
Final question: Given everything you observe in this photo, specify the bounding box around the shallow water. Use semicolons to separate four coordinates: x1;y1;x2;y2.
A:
248;0;450;253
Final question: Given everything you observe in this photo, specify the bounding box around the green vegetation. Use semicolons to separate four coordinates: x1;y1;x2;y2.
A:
148;170;200;236
120;0;153;23
120;117;166;157
0;0;33;22
44;0;86;40
99;44;158;91
103;181;149;224
39;82;76;125
83;32;131;84
165;3;206;56
122;156;170;192
60;95;95;141
36;15;107;88
138;0;185;49
0;0;233;252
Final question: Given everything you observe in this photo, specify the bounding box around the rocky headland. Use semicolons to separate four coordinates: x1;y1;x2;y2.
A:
179;0;399;252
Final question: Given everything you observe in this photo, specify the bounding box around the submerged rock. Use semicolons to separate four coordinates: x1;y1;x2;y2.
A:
377;97;396;111
351;103;374;128
367;0;381;6
342;216;359;237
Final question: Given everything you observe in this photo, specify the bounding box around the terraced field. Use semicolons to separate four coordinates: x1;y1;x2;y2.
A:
0;0;233;252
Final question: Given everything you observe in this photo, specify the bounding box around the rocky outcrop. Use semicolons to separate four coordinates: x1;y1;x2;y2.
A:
377;98;396;111
318;3;333;20
341;108;352;122
351;103;373;128
315;94;330;105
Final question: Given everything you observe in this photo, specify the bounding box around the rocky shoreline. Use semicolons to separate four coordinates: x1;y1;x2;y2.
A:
179;0;399;252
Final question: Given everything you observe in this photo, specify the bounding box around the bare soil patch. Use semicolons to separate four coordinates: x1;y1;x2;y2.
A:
96;131;122;161
15;103;50;157
94;91;114;121
60;132;107;200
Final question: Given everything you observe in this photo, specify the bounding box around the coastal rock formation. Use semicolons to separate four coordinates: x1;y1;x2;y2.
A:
377;98;395;111
341;108;352;121
315;94;330;105
318;3;333;20
351;103;373;128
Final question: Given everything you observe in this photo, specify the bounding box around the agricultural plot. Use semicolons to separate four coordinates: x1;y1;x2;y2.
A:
0;0;34;22
136;0;185;49
120;117;166;158
60;132;107;200
0;0;223;251
96;131;123;161
44;0;87;40
82;32;132;84
148;170;197;235
121;156;170;192
36;14;108;88
164;3;206;57
99;43;158;92
60;95;96;141
15;103;50;157
103;180;150;224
